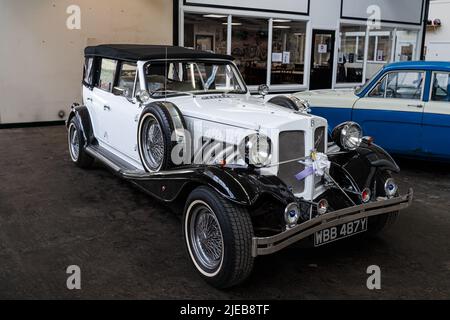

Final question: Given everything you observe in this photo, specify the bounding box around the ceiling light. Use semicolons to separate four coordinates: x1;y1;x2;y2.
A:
274;26;291;29
203;14;227;18
222;22;242;26
273;19;292;23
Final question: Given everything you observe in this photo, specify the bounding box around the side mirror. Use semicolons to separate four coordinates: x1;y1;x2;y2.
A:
112;86;129;97
136;90;151;105
258;84;269;97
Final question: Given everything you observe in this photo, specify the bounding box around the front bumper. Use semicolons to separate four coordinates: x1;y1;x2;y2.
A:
252;189;414;257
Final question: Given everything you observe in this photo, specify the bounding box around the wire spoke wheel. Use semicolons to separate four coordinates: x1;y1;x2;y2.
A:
189;203;224;272
142;115;165;171
68;123;80;162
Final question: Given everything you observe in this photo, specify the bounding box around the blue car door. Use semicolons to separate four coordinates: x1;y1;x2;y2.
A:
422;71;450;160
352;70;425;156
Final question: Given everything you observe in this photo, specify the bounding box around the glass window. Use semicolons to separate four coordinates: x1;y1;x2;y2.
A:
271;21;306;85
97;59;117;92
431;73;450;102
385;71;424;100
366;28;394;80
357;35;366;61
368;76;387;98
184;13;228;54
395;30;419;62
117;63;137;98
144;61;246;97
368;36;376;61
83;58;94;85
376;36;391;62
231;17;268;86
337;24;365;84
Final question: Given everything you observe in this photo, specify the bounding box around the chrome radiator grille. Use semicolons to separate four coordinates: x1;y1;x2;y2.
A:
314;127;326;153
278;131;305;194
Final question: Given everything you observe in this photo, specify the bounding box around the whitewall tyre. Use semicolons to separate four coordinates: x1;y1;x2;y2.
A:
67;118;94;169
183;186;254;289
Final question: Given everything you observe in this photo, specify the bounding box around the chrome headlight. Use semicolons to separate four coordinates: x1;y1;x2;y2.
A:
240;134;272;167
332;122;363;151
284;203;301;227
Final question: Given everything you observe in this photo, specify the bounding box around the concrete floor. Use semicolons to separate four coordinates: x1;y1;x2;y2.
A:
0;126;449;299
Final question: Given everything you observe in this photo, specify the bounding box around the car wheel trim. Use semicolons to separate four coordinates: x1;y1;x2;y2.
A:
139;113;165;172
185;200;225;278
68;123;80;162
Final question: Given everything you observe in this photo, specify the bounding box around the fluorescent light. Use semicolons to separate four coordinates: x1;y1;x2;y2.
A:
274;26;291;29
273;19;292;23
203;14;227;18
222;22;242;26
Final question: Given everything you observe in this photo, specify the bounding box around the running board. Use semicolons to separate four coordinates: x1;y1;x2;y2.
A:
85;145;144;176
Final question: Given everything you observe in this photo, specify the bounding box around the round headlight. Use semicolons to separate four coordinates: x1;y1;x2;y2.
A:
240;134;272;167
332;122;363;151
384;178;398;198
284;203;301;227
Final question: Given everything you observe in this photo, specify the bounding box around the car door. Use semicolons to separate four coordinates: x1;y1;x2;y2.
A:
422;71;450;159
91;58;118;145
352;70;425;155
106;61;142;164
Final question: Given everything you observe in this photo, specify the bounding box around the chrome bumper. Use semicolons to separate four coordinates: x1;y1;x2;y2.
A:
252;189;414;257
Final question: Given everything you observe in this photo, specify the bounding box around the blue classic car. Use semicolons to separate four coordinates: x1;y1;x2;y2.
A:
294;61;450;161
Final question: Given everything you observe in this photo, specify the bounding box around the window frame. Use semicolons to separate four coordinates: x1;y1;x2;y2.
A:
115;61;139;99
181;10;309;92
143;59;249;97
82;57;94;88
96;58;119;93
366;70;426;101
429;71;450;103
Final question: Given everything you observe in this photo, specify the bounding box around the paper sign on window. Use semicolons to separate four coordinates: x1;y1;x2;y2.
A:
318;44;328;54
377;50;384;61
272;52;283;63
282;51;291;64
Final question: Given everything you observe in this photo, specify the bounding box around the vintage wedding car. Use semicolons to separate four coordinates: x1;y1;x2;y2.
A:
67;45;412;288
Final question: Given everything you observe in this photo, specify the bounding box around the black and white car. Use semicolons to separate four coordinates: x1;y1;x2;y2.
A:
67;44;413;288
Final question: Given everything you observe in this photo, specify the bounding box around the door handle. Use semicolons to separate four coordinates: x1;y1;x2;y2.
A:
104;105;111;111
408;104;423;109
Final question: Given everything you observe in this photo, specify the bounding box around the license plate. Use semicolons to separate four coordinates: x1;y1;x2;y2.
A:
314;218;368;247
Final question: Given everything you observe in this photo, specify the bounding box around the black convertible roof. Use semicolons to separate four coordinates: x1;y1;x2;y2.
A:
84;44;234;61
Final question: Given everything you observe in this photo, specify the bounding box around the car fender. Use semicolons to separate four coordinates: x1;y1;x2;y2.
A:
125;166;296;207
356;142;400;173
328;142;399;193
66;104;94;146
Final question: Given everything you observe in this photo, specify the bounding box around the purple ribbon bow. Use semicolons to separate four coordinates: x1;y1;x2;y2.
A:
295;166;315;181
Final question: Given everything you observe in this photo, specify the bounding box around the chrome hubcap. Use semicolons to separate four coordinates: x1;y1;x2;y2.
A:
142;116;165;171
189;204;224;271
69;124;79;161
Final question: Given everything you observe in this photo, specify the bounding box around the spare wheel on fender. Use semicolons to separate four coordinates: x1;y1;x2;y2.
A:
137;102;185;172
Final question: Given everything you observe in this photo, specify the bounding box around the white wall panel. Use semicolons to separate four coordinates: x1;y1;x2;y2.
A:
0;0;173;124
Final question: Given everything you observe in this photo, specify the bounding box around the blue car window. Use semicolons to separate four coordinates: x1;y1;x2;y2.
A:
431;73;450;102
368;75;387;98
385;71;424;100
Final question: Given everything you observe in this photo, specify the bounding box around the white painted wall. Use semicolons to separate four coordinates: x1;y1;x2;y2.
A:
0;0;173;124
426;0;450;61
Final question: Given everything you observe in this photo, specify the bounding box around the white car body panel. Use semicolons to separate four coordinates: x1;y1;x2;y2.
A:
294;89;359;109
84;60;330;201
